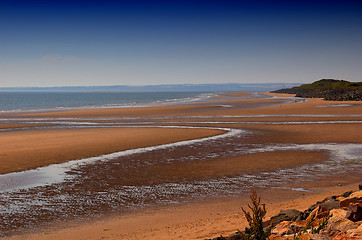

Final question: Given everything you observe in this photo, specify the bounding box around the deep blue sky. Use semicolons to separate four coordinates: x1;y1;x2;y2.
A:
1;0;361;87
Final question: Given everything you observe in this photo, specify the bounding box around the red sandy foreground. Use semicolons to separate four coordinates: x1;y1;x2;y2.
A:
1;92;362;239
7;184;361;240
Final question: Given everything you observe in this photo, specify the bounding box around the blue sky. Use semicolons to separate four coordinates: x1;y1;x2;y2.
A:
1;0;361;87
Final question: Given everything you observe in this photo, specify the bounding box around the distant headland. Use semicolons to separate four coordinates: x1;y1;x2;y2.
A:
272;79;362;101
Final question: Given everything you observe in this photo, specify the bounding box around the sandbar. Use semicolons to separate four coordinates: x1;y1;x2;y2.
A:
0;127;224;174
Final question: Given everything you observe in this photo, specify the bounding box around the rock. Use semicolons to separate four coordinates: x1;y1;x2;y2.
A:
306;206;330;223
337;196;346;202
271;221;293;236
359;184;362;191
340;191;362;208
332;232;359;240
291;232;313;240
347;224;362;239
207;233;242;240
270;209;303;225
290;220;307;233
325;209;359;237
349;191;362;199
341;191;354;198
346;203;362;222
269;220;308;238
307;234;332;240
302;198;340;220
273;80;362;101
321;199;341;212
350;191;362;198
302;204;319;220
268;235;285;240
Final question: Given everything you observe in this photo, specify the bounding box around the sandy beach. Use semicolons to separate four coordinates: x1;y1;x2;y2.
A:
3;0;362;238
6;183;361;240
0;127;224;174
1;92;362;239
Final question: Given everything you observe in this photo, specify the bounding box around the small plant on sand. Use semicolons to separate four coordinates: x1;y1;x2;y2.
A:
238;191;272;240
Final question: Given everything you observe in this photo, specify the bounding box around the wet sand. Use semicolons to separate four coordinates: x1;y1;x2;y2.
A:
1;92;362;239
0;127;224;174
7;183;360;240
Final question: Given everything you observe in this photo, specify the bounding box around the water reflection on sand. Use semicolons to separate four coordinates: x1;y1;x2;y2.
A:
1;94;361;237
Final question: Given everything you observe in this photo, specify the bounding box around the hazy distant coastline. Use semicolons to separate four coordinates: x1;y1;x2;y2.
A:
0;83;300;92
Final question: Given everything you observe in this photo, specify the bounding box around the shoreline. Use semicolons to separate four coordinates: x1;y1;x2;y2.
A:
0;91;216;115
1;92;362;239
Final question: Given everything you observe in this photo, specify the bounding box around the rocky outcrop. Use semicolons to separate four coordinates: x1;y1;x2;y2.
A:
346;203;362;222
270;190;362;240
340;191;362;208
273;88;362;101
324;209;359;237
271;79;362;101
347;224;362;239
269;209;303;226
269;190;362;240
207;188;362;240
301;197;341;220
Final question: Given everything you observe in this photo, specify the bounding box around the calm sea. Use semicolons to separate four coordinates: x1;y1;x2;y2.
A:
0;91;212;112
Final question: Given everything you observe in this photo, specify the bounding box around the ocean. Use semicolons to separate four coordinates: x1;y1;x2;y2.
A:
0;91;212;112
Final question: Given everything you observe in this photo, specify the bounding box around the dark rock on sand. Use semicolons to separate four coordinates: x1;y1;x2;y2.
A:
346;203;362;222
341;190;354;198
269;209;303;225
340;191;362;208
301;197;340;220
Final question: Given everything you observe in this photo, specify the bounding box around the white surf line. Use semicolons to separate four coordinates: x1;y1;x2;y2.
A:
2;114;362;125
0;126;246;193
244;143;362;161
272;187;310;192
2;119;362;132
317;104;358;107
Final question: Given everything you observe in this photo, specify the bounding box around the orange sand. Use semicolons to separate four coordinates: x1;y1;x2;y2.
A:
0;127;224;174
2;92;362;239
7;183;360;240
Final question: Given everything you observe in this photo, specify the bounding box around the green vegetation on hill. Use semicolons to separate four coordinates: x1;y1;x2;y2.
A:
272;79;362;101
297;79;362;90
